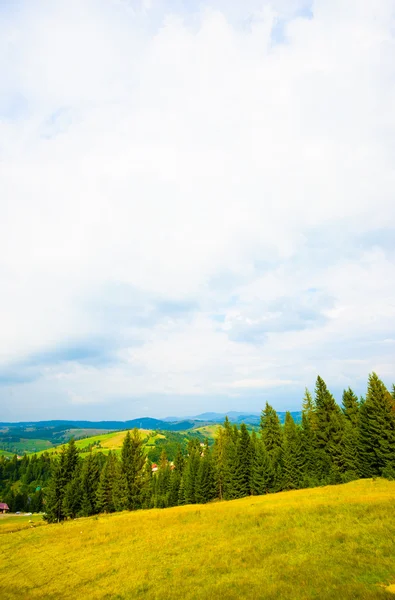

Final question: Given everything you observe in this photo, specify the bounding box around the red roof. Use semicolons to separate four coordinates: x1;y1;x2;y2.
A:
0;503;9;510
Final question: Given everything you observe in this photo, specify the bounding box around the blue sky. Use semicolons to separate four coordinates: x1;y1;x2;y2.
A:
0;0;394;421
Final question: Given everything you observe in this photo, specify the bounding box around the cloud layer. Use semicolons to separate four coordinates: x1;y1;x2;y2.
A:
1;0;394;420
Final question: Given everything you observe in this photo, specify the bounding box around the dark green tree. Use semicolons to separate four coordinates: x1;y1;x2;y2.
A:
195;440;215;503
359;373;395;477
260;403;283;489
231;424;252;498
121;429;146;510
342;387;360;427
282;412;303;490
250;437;275;495
314;376;342;479
96;451;118;513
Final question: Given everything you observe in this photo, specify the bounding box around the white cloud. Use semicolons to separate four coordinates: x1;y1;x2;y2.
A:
0;0;394;418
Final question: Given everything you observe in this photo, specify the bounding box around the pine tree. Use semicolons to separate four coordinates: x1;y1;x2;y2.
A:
178;476;186;505
282;412;303;490
302;388;318;431
44;446;68;523
260;403;283;489
195;440;215;504
250;438;275;495
213;427;226;500
300;408;318;487
44;439;79;523
80;452;100;517
231;424;252;498
341;420;360;481
314;376;342;479
359;373;395;477
96;451;117;513
183;445;201;504
342;388;360;427
154;450;171;508
121;429;146;510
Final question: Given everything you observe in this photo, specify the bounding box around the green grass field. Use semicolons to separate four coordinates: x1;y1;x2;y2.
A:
193;424;220;438
1;479;394;599
34;429;165;457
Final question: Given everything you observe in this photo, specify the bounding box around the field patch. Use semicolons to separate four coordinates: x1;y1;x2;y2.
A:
0;479;394;599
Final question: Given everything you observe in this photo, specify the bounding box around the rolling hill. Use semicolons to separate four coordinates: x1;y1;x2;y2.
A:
1;479;394;599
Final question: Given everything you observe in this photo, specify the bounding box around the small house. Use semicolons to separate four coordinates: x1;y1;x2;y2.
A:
0;503;9;514
151;463;158;473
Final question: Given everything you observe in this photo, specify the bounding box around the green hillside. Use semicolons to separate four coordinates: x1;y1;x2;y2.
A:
34;429;165;457
1;479;395;599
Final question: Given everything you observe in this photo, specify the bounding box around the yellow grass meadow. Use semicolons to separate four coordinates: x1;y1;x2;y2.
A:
1;479;395;599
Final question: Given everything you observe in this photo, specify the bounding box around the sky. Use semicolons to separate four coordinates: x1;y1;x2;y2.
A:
0;0;394;422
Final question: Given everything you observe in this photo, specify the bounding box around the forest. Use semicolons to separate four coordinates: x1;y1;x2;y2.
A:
1;372;394;521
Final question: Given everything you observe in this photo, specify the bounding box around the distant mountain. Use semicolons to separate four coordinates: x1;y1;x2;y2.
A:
165;411;302;425
0;418;196;433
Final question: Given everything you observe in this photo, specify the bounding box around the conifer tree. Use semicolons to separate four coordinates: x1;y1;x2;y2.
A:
62;466;82;519
341;420;360;481
80;452;100;516
183;445;201;504
121;429;146;510
44;439;80;523
178;476;186;505
282;412;303;490
213;427;226;500
250;437;275;495
231;424;252;498
96;451;117;513
342;388;360;426
168;446;184;507
260;403;283;489
154;450;171;508
44;446;68;523
300;409;317;486
195;440;215;504
314;376;342;479
302;388;317;431
359;373;395;477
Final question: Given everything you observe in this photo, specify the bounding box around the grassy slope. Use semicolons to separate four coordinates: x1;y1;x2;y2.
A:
1;479;395;599
34;429;165;457
193;424;220;439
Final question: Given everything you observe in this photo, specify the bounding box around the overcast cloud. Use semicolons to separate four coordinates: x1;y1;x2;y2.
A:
0;0;394;421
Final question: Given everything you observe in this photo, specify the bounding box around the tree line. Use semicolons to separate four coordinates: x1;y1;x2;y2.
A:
0;453;51;512
42;372;395;523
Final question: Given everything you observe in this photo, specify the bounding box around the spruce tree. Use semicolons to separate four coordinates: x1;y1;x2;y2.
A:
44;439;80;523
62;465;82;518
314;376;342;479
121;429;146;510
260;403;283;489
250;438;275;495
183;445;201;504
154;450;171;508
282;412;303;490
231;424;252;498
359;373;395;477
213;427;226;500
300;408;317;487
195;440;215;504
341;420;360;481
80;452;100;516
44;446;68;523
342;388;360;427
96;451;117;513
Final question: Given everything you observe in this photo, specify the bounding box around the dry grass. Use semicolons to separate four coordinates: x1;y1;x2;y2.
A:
1;479;395;599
